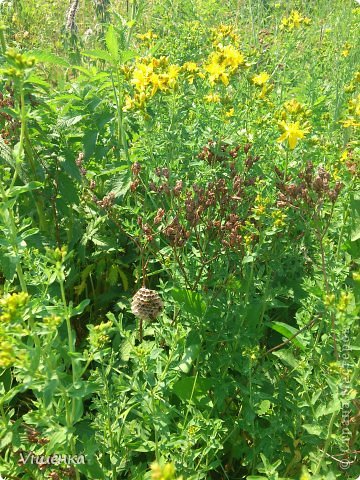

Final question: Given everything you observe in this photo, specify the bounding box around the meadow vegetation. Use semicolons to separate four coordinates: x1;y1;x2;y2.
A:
0;0;359;479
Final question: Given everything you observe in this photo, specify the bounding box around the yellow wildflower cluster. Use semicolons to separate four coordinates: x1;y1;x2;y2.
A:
340;93;360;128
0;339;16;368
136;30;158;42
276;99;311;149
324;293;336;306
124;57;180;111
252;72;270;86
349;93;360;117
181;61;199;84
281;99;311;121
0;292;29;323
280;10;311;31
88;321;112;350
150;462;182;480
211;24;240;45
43;315;62;329
271;209;287;228
253;193;270;216
277;121;310;150
344;71;360;93
251;71;272;98
341;42;351;58
205;92;221;103
204;44;246;86
337;291;352;312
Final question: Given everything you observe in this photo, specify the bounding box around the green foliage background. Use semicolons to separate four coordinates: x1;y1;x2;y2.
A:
0;1;359;479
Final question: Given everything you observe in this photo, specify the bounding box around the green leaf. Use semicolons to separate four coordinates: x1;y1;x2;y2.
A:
46;427;70;451
0;251;16;281
0;384;26;404
118;268;129;291
72;299;90;316
256;400;272;416
29;50;70;67
82;49;113;63
302;424;323;436
0;431;13;449
270;321;305;351
25;73;51;90
77;460;105;479
7;181;42;197
314;398;341;419
43;378;59;408
83;130;98;159
172;376;213;404
0;136;14;166
58;173;79;204
171;289;206;318
178;343;201;373
111;169;131;197
120;49;137;63
272;350;297;368
105;25;119;61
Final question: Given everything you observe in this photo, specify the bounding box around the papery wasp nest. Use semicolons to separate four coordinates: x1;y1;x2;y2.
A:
131;288;163;320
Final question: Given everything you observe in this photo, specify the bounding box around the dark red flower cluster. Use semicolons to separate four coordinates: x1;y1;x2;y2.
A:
276;162;343;208
198;139;241;164
145;143;261;250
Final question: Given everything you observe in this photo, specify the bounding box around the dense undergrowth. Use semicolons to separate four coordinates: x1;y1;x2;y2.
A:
0;0;359;479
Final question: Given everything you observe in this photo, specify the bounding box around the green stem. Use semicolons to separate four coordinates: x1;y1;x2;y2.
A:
11;81;27;189
59;278;80;480
10;79;47;231
314;410;337;474
116;68;130;164
0;25;6;54
283;149;289;182
0;180;27;292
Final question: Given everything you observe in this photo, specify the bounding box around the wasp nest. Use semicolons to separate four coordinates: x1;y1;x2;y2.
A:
131;288;163;320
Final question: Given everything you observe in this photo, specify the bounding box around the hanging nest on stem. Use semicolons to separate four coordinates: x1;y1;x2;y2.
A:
131;288;163;321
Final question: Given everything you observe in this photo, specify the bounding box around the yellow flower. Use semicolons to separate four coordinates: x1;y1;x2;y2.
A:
205;93;221;103
220;44;245;70
342;49;350;57
341;118;360;128
277;121;309;149
252;72;270;85
149;72;164;95
299;466;311;480
349;94;360;116
272;210;287;228
131;63;152;91
137;30;158;42
167;64;180;86
254;204;265;215
340;150;348;162
283;99;303;114
225;107;234;117
0;341;16;368
211;24;239;45
150;462;180;480
280;10;311;31
182;61;198;72
205;61;229;85
0;292;29;323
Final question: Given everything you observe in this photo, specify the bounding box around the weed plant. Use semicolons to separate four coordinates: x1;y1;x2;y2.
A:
0;1;359;479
